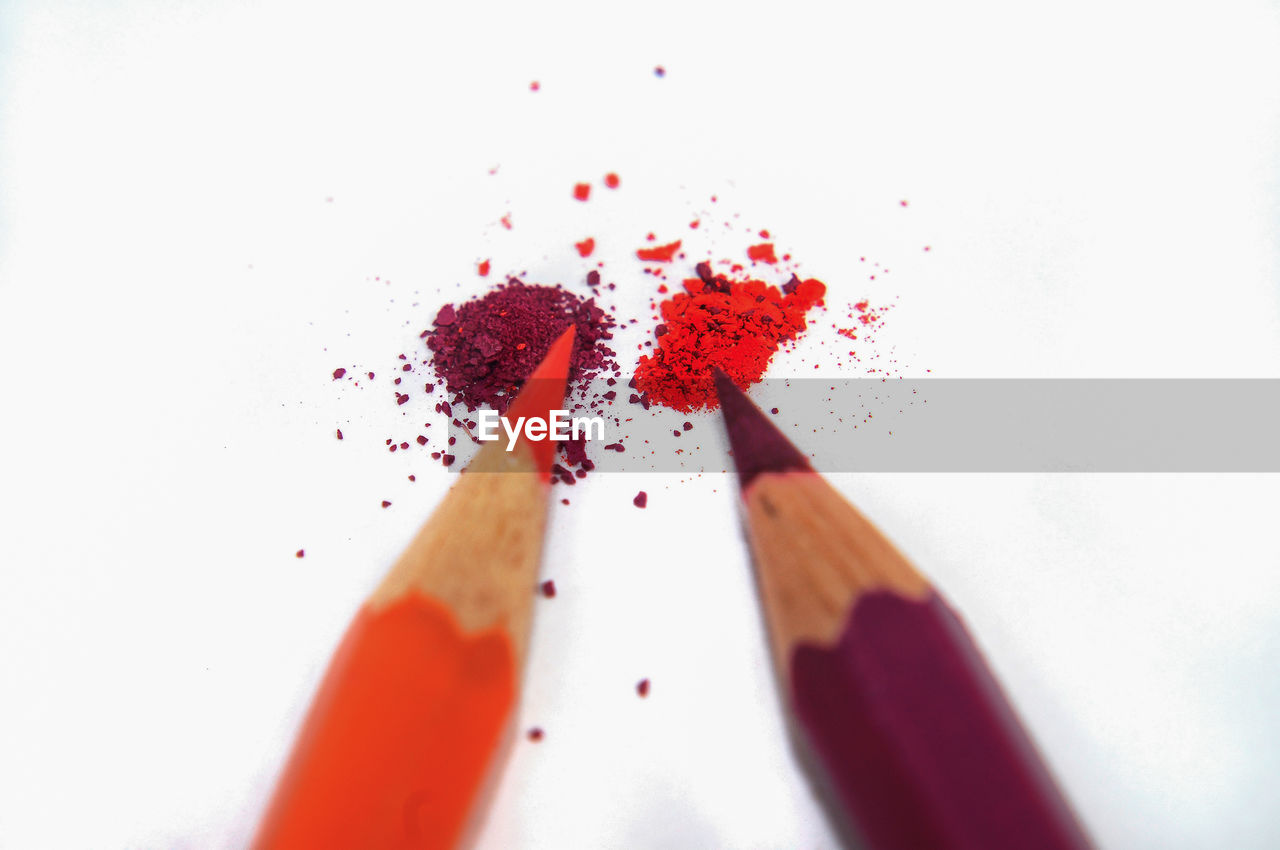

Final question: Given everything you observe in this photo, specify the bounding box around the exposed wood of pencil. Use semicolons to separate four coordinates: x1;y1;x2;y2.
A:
370;325;575;663
743;473;929;670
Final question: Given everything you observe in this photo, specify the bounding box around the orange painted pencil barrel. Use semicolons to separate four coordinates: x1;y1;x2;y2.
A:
253;328;575;850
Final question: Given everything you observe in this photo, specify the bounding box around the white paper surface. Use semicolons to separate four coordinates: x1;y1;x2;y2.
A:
2;1;1279;848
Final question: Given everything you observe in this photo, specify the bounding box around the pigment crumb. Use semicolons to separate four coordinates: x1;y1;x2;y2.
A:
636;240;681;262
527;727;544;741
636;678;651;697
540;579;557;598
295;549;305;558
633;491;647;508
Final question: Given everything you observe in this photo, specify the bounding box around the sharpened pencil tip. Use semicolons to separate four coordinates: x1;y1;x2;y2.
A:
498;326;577;477
713;369;811;488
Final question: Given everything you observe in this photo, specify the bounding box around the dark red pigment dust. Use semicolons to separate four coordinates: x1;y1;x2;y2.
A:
425;278;617;413
295;549;305;558
527;727;544;742
633;491;647;508
540;580;557;598
634;265;826;412
636;678;651;697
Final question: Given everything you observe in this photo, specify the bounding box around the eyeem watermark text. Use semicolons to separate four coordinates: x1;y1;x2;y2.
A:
476;410;606;450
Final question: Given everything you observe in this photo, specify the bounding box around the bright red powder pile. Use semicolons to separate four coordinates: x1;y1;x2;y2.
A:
634;262;826;412
425;278;617;413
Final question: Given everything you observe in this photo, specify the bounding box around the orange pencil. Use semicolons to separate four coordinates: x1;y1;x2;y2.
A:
254;328;576;850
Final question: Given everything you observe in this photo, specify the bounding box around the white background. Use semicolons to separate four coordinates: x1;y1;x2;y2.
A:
3;1;1280;848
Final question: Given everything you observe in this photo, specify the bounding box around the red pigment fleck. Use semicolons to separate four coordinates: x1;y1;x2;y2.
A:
633;491;647;508
604;173;620;189
529;81;540;92
408;475;416;482
416;435;428;445
296;550;305;558
575;237;595;258
381;501;391;508
540;580;557;598
336;429;343;440
425;279;617;413
636;240;681;262
634;266;826;412
900;200;909;207
478;260;491;277
654;66;665;77
636;678;651;697
332;368;346;380
527;727;544;742
573;183;591;202
500;214;512;230
747;243;777;264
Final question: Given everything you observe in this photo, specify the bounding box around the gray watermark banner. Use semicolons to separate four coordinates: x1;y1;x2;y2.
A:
446;379;1280;473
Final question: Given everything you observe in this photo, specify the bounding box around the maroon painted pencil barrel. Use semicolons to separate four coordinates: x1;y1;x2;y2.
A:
790;590;1091;850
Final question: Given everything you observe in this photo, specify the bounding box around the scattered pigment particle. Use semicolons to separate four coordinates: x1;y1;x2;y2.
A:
747;243;778;264
900;200;909;207
527;727;544;742
530;81;540;92
575;237;595;258
636;678;651;697
425;279;617;413
477;260;491;277
634;266;826;412
633;491;647;508
332;368;346;380
604;172;620;189
654;66;665;77
636;240;681;262
573;182;591;202
295;549;305;558
336;429;344;440
771;407;779;415
540;580;557;598
381;500;391;508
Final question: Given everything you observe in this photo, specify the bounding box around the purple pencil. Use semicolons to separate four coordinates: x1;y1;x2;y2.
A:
714;371;1092;850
